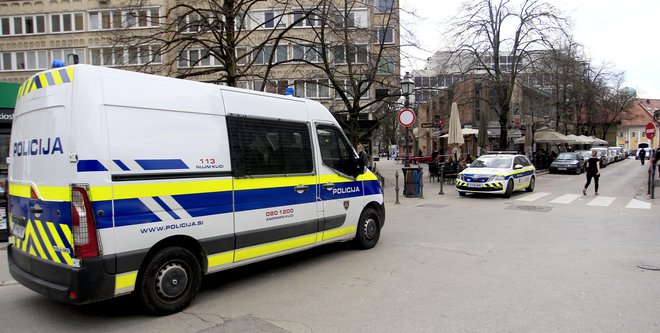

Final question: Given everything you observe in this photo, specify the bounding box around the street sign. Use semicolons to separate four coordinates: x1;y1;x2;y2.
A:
645;122;656;140
398;108;415;127
421;123;440;128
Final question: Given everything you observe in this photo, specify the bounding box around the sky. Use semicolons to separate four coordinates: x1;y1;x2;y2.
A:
400;0;660;98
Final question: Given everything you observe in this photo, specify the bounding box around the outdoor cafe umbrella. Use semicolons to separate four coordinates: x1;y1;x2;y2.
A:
477;115;488;152
532;126;575;144
447;102;464;160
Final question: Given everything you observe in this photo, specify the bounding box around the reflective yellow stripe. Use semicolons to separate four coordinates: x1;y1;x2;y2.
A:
89;186;113;201
113;179;233;200
322;226;356;241
235;234;318;262
65;67;74;81
34;220;60;264
319;174;355;184
26;221;48;260
115;271;137;290
61;224;73;247
37;74;47;88
357;171;378;181
234;176;316;191
9;184;30;198
47;222;73;265
52;69;64;85
207;251;234;269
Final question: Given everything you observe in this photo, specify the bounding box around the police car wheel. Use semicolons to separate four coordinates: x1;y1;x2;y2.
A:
354;208;380;250
503;180;513;198
526;176;535;192
458;191;466;196
137;247;202;315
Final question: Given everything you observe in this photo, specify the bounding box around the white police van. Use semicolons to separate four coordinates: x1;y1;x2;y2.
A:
7;65;385;315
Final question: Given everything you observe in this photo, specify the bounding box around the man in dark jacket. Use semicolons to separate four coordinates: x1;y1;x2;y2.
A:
639;148;646;165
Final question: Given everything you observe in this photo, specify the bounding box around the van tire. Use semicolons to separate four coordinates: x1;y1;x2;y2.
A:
136;247;202;315
354;208;381;249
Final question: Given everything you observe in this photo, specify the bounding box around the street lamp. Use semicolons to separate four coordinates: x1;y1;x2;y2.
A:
401;71;414;167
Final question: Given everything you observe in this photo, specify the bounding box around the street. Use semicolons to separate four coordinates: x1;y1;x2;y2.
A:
0;157;658;332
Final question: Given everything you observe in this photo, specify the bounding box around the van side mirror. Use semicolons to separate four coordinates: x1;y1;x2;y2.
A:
353;151;368;177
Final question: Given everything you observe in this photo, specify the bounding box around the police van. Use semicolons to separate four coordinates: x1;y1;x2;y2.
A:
7;65;385;315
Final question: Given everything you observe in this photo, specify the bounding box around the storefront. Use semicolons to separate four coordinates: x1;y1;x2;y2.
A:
0;82;19;240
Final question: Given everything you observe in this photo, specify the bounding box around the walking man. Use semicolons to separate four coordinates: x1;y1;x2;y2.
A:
640;148;646;165
583;150;601;196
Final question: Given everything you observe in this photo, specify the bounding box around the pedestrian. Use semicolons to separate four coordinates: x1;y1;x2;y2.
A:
583;150;601;196
639;148;646;165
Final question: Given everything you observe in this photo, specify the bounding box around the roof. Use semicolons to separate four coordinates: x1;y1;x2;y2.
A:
621;99;659;126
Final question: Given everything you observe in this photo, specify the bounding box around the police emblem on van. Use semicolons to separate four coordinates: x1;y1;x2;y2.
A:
343;201;350;210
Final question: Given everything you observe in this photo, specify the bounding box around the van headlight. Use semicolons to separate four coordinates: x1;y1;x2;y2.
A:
488;175;505;182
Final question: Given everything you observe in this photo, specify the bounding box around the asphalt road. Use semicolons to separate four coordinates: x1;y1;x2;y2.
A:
0;157;658;332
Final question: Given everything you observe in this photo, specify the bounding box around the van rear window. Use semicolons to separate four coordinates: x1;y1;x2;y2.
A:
227;117;313;176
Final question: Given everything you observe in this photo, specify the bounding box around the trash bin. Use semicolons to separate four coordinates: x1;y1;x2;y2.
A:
402;167;422;197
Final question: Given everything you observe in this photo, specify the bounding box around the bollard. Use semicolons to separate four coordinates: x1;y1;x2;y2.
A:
419;166;424;199
439;164;444;195
395;170;400;204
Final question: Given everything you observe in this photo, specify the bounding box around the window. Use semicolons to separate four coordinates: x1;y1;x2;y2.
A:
334;12;356;28
50;13;84;33
294;80;330;99
377;57;396;75
632;131;636;138
375;0;394;13
374;27;394;44
0;51;48;71
264;80;289;95
177;48;216;68
0;15;46;36
126;45;162;65
91;47;161;66
177;12;204;33
253;45;288;65
89;8;159;31
292;45;322;63
236;47;249;65
51;48;87;65
317;125;356;176
333;45;367;64
292;12;320;27
335;80;369;99
228;117;313;176
263;11;286;29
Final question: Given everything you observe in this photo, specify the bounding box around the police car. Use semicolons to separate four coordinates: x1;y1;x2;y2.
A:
456;152;536;198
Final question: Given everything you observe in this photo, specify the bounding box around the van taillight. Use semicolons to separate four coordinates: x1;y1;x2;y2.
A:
71;186;100;258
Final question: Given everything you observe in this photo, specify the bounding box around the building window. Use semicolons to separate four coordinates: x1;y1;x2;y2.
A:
335;80;369;99
0;15;46;36
377;57;396;75
375;0;394;13
253;45;288;65
263;11;286;29
127;45;162;65
294;80;330;99
50;13;84;33
0;50;48;71
619;131;624;138
236;47;249;65
292;12;320;27
632;131;636;138
177;48;217;68
374;27;394;44
51;48;87;65
333;45;368;64
292;45;322;63
90;8;159;31
177;12;204;33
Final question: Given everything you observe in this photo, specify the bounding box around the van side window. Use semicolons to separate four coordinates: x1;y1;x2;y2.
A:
228;117;313;176
317;125;354;176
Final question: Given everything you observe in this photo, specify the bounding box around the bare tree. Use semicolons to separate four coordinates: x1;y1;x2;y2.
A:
590;72;636;139
447;0;568;148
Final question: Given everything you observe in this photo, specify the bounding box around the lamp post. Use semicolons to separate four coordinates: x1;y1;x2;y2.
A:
401;72;414;167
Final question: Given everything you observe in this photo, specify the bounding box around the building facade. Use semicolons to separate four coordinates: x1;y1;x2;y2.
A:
616;98;660;150
0;0;400;130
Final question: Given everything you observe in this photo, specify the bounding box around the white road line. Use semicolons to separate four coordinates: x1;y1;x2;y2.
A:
625;199;651;209
550;194;582;204
586;196;616;207
516;192;551;202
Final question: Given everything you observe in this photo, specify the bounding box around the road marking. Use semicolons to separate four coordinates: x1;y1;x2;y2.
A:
625;199;651;209
586;196;616;207
550;194;581;204
516;192;551;202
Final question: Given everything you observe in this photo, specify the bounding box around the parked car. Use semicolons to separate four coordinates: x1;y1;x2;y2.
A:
549;152;585;174
608;146;625;162
628;149;637;157
579;149;606;168
592;147;613;167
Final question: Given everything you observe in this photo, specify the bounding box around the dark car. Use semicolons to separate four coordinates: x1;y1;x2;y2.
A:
549;152;585;174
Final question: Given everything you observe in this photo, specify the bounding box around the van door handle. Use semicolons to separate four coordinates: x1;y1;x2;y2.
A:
323;183;335;190
294;185;309;193
30;204;43;216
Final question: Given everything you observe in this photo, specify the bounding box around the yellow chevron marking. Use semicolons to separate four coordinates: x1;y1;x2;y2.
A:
27;221;48;260
65;67;74;81
47;221;73;265
34;220;60;264
52;69;64;85
115;271;138;291
61;224;73;248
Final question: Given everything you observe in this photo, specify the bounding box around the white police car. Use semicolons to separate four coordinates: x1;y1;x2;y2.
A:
456;153;536;198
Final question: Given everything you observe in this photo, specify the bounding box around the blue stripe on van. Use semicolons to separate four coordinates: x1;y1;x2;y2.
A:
363;180;383;196
234;186;316;212
77;160;108;172
113;160;130;171
113;199;162;227
153;196;181;220
171;191;233;218
136;159;189;171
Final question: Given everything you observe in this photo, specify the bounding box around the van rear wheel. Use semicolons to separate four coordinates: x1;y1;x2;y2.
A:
354;208;381;249
136;247;202;315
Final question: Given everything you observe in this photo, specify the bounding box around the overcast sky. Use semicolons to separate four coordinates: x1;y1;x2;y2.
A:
400;0;660;98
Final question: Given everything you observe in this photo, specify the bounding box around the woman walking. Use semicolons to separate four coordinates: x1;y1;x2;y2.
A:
583;150;601;196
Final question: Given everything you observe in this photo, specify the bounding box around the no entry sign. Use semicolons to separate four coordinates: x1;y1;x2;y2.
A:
398;108;415;127
646;122;656;140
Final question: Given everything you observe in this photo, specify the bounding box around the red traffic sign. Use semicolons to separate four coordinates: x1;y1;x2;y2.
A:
646;122;656;140
398;108;415;127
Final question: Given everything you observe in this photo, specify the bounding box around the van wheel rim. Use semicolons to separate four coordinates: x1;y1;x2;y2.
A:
364;217;377;240
156;262;188;299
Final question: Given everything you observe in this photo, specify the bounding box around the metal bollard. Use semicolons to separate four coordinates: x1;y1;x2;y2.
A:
419;166;424;199
439;165;444;195
395;170;400;204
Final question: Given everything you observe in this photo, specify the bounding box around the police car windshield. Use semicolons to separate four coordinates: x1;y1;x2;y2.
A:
470;157;512;168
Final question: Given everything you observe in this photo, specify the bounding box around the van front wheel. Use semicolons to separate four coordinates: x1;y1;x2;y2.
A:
354;208;381;249
136;247;202;316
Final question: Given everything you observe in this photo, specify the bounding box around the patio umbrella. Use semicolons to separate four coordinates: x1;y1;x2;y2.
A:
477;115;488;153
525;120;533;156
447;102;464;161
533;126;575;144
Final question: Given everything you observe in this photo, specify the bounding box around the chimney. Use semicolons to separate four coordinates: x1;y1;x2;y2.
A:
647;99;651;104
